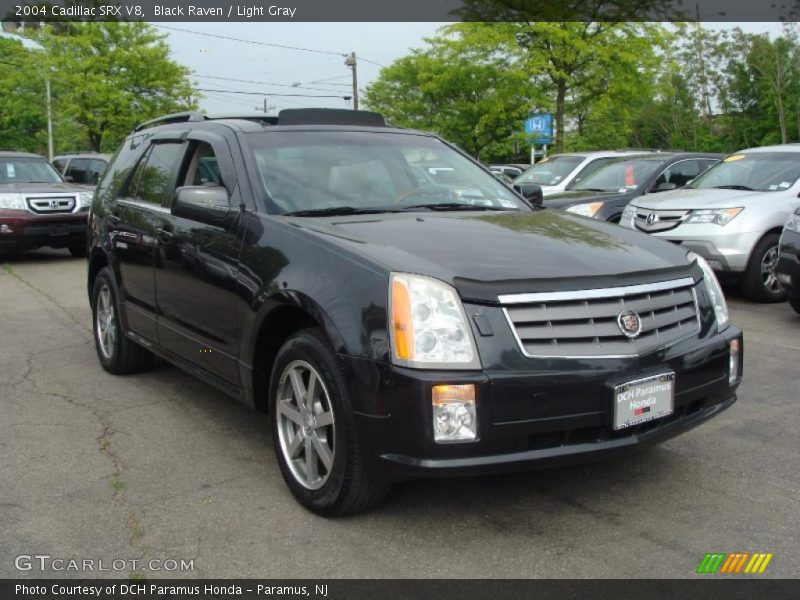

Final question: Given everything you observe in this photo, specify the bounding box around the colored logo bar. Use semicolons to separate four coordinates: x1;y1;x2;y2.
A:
696;552;773;574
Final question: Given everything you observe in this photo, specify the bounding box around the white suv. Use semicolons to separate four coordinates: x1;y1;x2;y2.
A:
513;150;654;197
620;145;800;302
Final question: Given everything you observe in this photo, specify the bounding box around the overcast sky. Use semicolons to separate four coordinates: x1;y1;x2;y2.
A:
159;22;785;116
3;21;786;116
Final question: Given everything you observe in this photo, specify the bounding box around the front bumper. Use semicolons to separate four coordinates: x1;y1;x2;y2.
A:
654;228;760;273
777;228;800;296
347;325;743;483
0;210;88;252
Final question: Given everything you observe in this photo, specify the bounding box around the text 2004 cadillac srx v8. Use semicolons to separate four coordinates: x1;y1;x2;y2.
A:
87;109;743;515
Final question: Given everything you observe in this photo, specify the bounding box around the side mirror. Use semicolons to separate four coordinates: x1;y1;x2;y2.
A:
514;182;544;206
653;181;678;192
173;186;235;228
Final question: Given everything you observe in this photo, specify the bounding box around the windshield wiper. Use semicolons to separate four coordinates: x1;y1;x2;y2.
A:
283;206;403;217
401;202;514;212
571;188;612;193
713;185;754;191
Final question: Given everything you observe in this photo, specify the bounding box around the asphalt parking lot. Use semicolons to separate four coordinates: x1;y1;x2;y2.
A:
1;248;798;579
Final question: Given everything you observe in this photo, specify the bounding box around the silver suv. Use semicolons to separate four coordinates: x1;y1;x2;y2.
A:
620;145;800;302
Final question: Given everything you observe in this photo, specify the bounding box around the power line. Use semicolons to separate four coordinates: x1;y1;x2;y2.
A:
154;24;345;57
192;73;349;94
194;87;350;99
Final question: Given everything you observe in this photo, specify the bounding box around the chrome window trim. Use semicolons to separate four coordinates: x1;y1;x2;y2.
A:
498;277;696;305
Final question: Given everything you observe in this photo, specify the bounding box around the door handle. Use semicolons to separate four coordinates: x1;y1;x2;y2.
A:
156;227;174;244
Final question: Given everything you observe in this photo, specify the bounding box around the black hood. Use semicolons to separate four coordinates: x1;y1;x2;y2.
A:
291;210;695;303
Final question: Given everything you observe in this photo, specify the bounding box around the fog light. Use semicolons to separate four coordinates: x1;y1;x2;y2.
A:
777;272;791;286
729;339;741;385
432;384;476;442
0;224;12;234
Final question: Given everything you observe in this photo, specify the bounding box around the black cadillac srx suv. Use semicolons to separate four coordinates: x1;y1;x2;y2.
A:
87;109;744;515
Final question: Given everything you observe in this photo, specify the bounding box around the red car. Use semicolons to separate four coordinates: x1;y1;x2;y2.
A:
0;151;93;257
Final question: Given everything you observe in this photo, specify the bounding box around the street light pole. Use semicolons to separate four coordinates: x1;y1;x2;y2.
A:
45;78;53;161
345;52;358;111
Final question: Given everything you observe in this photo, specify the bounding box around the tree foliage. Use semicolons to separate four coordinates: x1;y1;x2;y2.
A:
0;22;196;154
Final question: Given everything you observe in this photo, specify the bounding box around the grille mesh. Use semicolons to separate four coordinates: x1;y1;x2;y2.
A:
502;279;700;357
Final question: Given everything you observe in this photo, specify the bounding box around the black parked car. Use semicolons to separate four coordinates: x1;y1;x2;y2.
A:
87;110;743;515
777;207;800;314
546;153;721;222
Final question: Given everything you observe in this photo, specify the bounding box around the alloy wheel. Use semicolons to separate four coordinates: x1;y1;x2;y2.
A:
95;284;117;360
760;245;780;293
276;360;336;490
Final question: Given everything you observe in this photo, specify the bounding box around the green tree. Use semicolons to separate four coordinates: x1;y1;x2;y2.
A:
27;22;196;152
0;37;47;153
363;25;534;160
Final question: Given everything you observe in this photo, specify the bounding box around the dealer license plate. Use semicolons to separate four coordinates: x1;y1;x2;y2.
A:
48;223;69;237
613;372;675;431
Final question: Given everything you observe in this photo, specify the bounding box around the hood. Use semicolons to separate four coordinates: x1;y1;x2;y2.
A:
293;210;694;302
0;182;80;194
544;189;630;209
629;187;771;210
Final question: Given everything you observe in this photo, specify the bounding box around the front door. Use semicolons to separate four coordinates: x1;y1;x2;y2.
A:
154;133;243;385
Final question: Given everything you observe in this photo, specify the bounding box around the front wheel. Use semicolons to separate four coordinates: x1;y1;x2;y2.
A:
269;328;389;516
740;234;787;303
92;267;154;374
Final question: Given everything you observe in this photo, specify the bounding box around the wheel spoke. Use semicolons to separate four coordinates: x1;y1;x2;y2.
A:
306;371;317;407
311;435;333;470
304;437;318;482
289;369;307;406
287;433;303;458
279;400;303;425
315;410;334;428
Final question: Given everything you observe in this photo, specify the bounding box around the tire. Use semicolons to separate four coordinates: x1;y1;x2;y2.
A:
269;328;389;516
69;245;87;258
91;267;153;375
739;234;787;303
790;297;800;316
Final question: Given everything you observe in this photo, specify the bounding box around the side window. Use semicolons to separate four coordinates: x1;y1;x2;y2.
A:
89;159;107;185
66;158;92;184
651;160;702;191
52;158;66;173
136;143;183;205
181;142;222;187
696;159;719;178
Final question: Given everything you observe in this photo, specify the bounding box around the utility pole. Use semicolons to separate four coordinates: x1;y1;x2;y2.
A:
45;78;53;161
345;52;358;110
695;3;712;120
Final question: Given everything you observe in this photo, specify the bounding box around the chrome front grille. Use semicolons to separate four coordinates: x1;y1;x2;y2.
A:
500;278;700;358
26;195;76;214
633;208;690;233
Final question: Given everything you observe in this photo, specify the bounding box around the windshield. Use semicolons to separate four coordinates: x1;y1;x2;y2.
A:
0;157;63;184
569;158;662;192
247;131;527;215
688;152;800;192
514;155;584;186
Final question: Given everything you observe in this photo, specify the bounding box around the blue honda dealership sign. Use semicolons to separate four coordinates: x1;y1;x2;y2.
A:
524;113;553;145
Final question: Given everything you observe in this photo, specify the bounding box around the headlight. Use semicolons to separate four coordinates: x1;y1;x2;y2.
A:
389;273;480;369
785;211;800;232
0;193;27;210
78;191;94;209
621;204;636;222
685;207;743;226
565;202;603;218
688;252;729;332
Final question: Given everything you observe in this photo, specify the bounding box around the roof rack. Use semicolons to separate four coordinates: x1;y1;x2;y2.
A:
133;112;280;132
277;108;386;127
54;150;102;156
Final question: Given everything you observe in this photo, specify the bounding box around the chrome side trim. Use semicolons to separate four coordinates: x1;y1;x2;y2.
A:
498;277;696;305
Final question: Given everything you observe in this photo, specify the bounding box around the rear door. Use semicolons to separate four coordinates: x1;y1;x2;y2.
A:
111;140;184;341
153;131;244;385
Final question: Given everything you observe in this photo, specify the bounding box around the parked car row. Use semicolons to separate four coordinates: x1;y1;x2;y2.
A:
500;145;800;306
